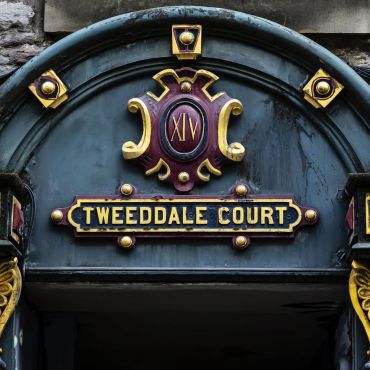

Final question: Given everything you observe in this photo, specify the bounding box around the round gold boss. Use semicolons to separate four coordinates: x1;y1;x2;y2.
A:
316;80;331;95
178;172;190;184
235;184;248;197
305;209;317;222
179;31;195;45
41;81;56;95
51;209;63;223
120;183;133;196
235;236;249;249
181;82;192;93
118;236;133;249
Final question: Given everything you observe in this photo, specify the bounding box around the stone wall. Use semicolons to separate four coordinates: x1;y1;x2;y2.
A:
0;0;51;82
0;0;369;84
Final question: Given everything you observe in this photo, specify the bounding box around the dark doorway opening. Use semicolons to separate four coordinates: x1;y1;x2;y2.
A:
28;282;344;370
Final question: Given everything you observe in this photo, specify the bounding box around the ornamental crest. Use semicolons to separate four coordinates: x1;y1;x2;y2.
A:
122;67;245;192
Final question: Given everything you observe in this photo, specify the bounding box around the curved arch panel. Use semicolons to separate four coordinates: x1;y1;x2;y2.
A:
0;6;369;276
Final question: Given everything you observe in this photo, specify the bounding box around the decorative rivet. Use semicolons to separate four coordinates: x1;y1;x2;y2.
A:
41;81;56;95
29;69;68;109
178;172;190;183
316;80;331;95
118;236;133;249
181;81;192;93
179;31;195;45
305;209;317;222
235;184;248;197
120;183;133;196
51;209;63;223
234;236;249;249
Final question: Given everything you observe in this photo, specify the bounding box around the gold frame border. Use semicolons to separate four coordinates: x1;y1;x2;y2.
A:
67;198;302;233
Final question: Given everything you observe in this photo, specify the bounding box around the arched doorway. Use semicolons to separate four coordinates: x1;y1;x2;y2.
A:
0;6;369;370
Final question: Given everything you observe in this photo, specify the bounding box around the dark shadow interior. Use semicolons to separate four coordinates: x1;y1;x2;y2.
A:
73;311;336;370
26;282;345;370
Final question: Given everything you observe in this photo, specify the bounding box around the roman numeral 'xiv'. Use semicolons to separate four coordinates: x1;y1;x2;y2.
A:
170;113;199;142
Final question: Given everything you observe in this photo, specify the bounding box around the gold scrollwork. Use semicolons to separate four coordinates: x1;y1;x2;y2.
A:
0;258;22;338
349;260;370;347
197;159;222;182
146;69;225;103
218;99;245;162
145;158;171;181
122;98;152;160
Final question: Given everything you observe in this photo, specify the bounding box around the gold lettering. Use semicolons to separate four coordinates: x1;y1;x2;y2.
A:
182;112;186;141
170;113;200;142
125;206;137;225
196;207;208;224
182;207;194;225
275;206;287;225
189;116;199;140
218;207;230;225
232;207;244;224
112;207;123;225
140;207;152;225
261;207;274;225
154;207;166;224
246;207;258;224
168;207;180;224
97;207;109;224
171;114;184;142
83;207;94;225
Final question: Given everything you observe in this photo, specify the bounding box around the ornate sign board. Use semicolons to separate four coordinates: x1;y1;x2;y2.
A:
51;185;317;249
51;24;319;250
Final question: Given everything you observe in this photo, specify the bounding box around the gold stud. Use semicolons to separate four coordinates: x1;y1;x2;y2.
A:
118;236;133;249
316;81;331;95
29;69;68;109
235;184;248;197
120;183;133;196
178;172;190;183
303;69;343;109
41;81;56;95
305;209;317;222
181;82;192;93
51;209;63;223
179;31;195;45
235;236;249;249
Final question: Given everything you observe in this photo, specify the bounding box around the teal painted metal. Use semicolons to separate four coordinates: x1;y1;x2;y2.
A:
0;6;369;279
